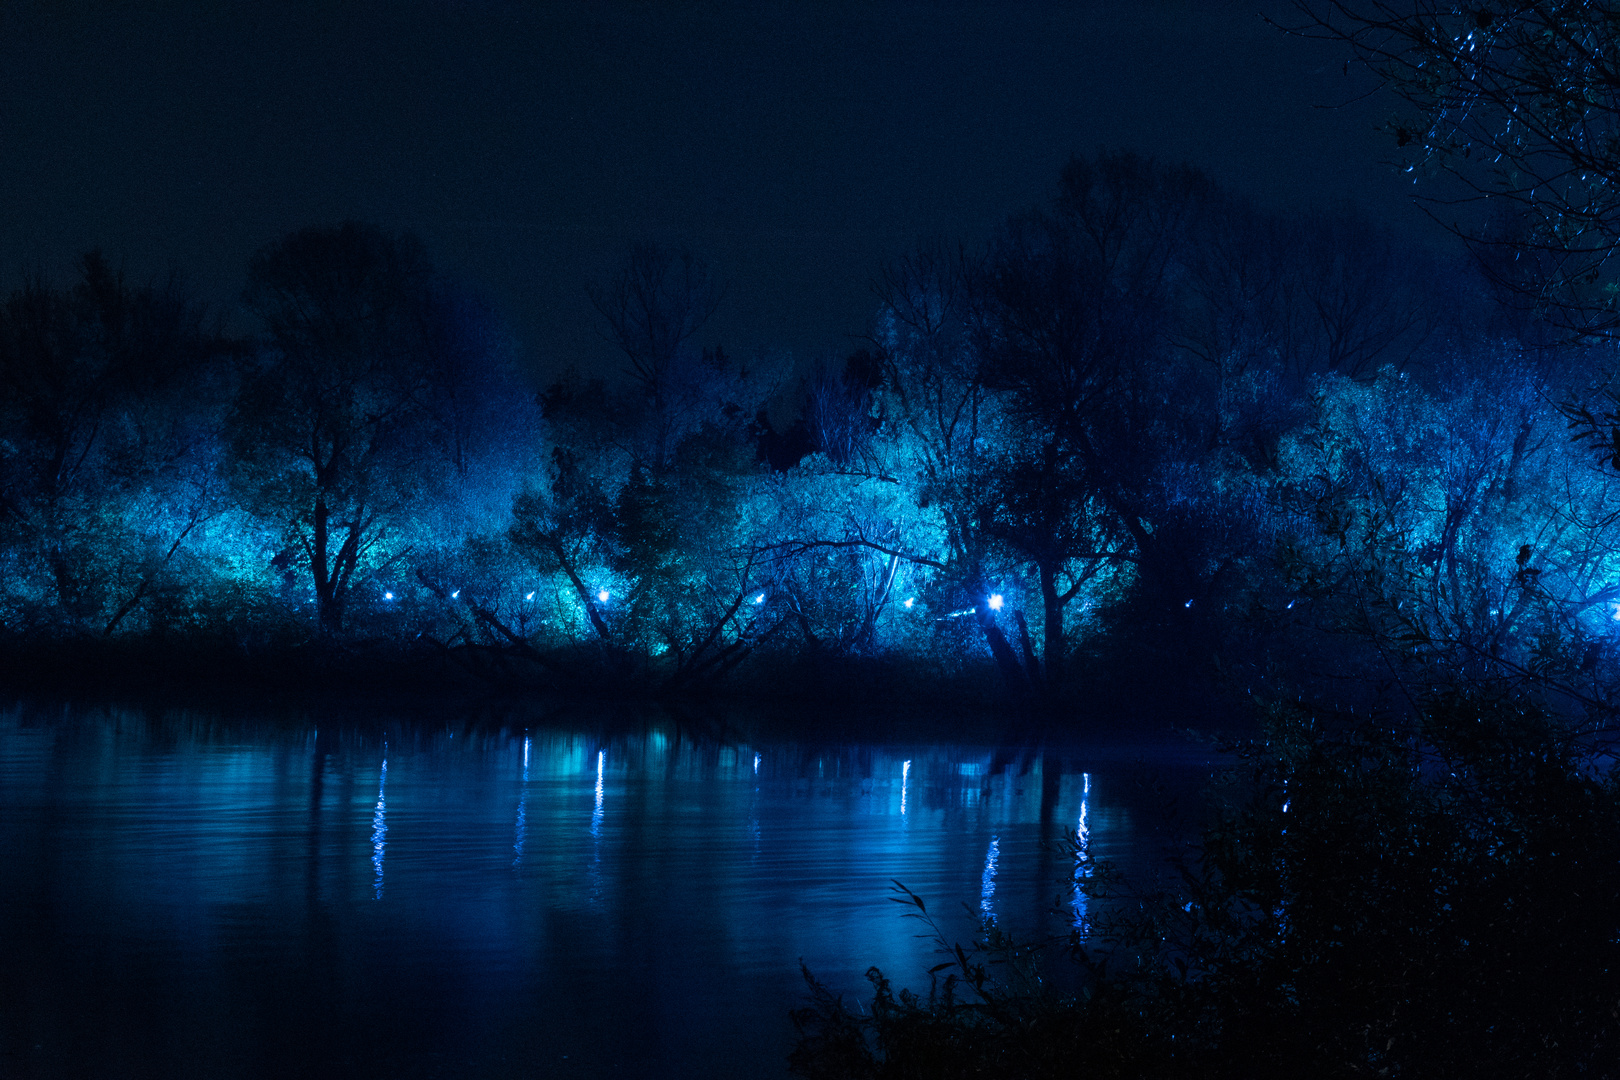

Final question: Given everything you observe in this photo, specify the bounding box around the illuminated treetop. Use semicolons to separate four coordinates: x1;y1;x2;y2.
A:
1296;1;1620;333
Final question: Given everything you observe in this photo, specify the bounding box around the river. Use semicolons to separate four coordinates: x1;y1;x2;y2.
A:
0;698;1218;1079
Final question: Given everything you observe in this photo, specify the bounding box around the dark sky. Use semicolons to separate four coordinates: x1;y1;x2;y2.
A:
0;0;1418;383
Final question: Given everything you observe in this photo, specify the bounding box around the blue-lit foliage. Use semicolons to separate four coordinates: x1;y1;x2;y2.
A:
6;164;1620;719
1271;356;1620;706
0;253;266;639
229;223;541;641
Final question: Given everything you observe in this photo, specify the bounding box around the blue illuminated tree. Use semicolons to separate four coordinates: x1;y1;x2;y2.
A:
0;252;244;636
1269;352;1620;714
514;280;781;687
229;223;535;638
869;243;1037;692
959;154;1262;699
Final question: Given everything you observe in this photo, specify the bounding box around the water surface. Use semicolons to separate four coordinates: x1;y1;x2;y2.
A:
0;701;1215;1079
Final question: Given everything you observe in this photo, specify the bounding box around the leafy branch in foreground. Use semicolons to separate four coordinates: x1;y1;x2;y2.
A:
1291;1;1620;335
790;881;1159;1080
793;693;1620;1078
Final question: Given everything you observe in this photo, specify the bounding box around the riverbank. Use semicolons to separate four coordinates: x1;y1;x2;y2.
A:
0;634;1252;744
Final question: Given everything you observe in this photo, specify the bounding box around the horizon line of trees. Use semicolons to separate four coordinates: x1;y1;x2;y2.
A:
6;134;1619;1071
5;153;1620;719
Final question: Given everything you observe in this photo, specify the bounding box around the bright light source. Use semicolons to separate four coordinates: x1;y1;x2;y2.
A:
988;594;1003;610
450;590;460;600
598;590;610;603
753;593;765;604
1184;599;1194;608
383;591;394;600
904;597;914;609
525;591;535;601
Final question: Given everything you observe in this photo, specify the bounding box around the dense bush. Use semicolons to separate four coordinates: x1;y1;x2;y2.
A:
791;691;1620;1077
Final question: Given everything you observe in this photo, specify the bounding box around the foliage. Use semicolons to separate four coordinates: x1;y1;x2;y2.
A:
228;222;539;638
0;162;1561;708
791;883;1164;1080
515;343;778;689
1295;0;1620;335
0;252;249;637
1269;359;1620;713
792;691;1620;1078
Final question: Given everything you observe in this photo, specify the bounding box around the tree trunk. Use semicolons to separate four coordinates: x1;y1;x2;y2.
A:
1013;608;1041;688
1040;562;1065;695
312;496;343;636
975;605;1031;698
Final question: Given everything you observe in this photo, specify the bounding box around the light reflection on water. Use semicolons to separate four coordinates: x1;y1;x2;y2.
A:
0;702;1212;1080
1074;770;1092;932
371;745;387;899
511;737;529;869
980;835;1000;920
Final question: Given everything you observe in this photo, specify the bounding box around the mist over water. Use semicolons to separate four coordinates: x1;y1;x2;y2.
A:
0;701;1213;1079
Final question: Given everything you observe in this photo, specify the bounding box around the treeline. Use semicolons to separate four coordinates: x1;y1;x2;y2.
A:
6;154;1620;715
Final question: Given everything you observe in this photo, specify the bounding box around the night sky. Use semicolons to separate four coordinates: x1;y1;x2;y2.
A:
0;0;1416;383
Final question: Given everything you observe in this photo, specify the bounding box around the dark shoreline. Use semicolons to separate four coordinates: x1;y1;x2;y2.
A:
0;636;1249;748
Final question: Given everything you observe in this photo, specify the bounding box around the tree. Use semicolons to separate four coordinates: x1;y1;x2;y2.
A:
587;243;726;472
1268;354;1620;716
803;350;882;466
230;222;447;636
968;154;1244;698
0;252;242;635
513;278;779;687
1294;1;1620;334
874;242;1036;694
